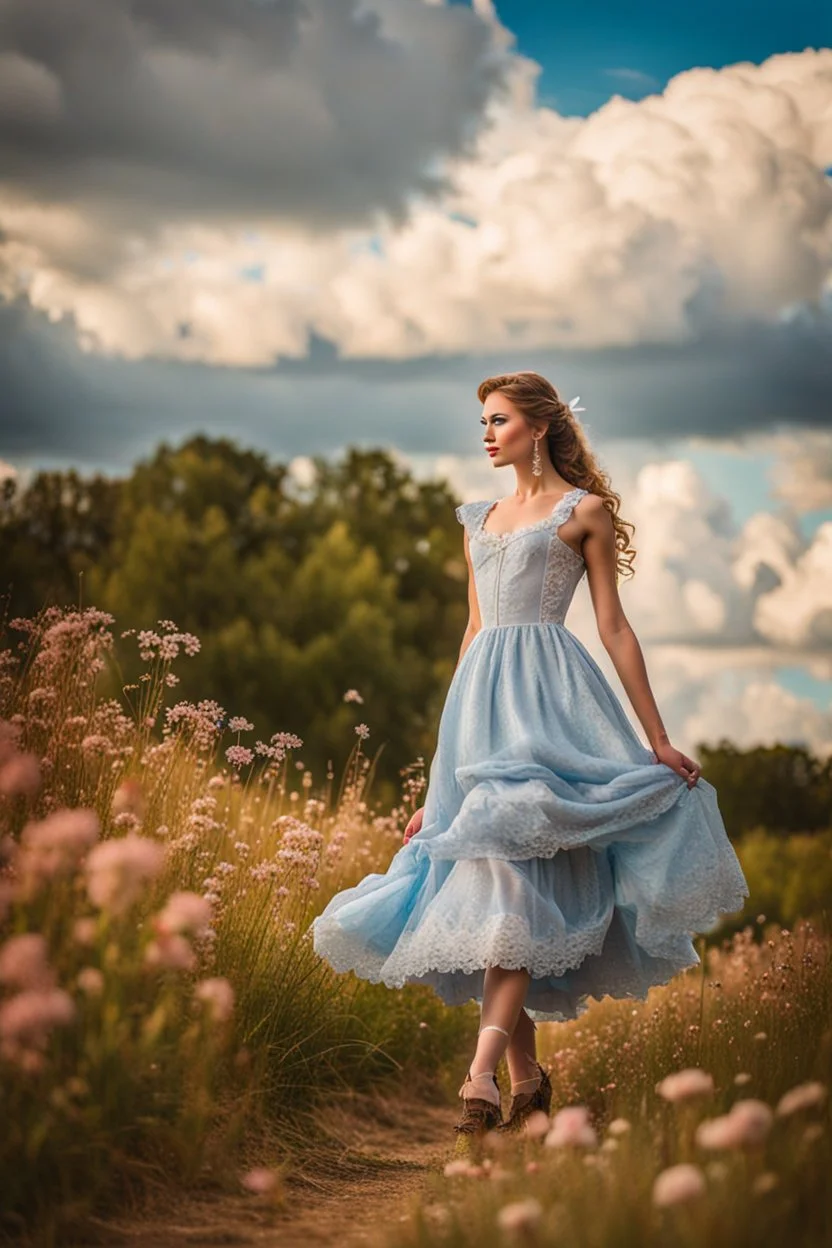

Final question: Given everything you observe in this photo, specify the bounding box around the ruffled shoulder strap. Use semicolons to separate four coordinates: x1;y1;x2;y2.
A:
455;500;493;532
551;487;589;527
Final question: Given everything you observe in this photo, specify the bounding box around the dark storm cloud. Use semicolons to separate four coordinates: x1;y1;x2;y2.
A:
1;295;830;474
0;0;508;229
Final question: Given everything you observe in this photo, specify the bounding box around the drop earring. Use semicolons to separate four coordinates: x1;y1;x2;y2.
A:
531;436;543;477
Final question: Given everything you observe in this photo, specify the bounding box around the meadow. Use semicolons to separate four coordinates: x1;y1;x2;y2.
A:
0;604;829;1246
405;918;831;1248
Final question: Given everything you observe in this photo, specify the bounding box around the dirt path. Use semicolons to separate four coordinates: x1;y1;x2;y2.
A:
81;1091;456;1248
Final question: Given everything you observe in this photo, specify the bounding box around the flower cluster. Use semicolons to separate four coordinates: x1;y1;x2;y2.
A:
0;722;39;799
272;816;324;872
136;628;201;663
15;809;100;899
85;834;166;915
164;700;226;753
254;731;304;763
225;745;254;769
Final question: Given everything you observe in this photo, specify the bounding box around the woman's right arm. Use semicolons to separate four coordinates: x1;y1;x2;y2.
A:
454;527;482;672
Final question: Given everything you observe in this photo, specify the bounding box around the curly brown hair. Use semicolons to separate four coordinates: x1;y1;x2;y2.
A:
476;370;636;580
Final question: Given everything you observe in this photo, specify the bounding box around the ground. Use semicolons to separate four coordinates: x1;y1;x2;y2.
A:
75;1091;456;1247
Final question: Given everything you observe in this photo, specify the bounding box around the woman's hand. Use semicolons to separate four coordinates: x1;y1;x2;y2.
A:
403;806;425;844
653;742;701;788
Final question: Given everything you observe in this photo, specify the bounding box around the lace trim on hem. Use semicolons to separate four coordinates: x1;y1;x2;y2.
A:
313;912;610;984
629;869;750;959
312;861;749;991
311;903;725;989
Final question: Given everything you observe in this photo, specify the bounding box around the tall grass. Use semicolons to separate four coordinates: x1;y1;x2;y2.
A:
394;920;831;1248
4;605;826;1247
0;607;473;1243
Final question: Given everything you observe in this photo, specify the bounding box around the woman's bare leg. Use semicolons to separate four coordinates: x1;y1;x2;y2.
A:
505;1007;542;1105
461;965;531;1107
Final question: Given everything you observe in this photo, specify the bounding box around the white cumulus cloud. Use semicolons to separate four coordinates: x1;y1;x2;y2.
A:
766;430;832;513
449;446;832;754
0;18;829;365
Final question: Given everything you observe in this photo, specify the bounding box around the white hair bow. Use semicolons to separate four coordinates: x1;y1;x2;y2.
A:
567;395;586;415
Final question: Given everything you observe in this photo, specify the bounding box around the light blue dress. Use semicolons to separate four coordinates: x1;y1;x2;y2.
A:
311;488;749;1021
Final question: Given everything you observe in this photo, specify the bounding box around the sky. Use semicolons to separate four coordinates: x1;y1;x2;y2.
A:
487;0;831;116
0;0;831;755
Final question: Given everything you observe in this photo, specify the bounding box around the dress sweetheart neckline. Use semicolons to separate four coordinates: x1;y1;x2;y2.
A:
476;487;587;559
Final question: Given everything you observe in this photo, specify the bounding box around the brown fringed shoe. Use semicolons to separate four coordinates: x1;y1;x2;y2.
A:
453;1071;503;1138
498;1062;552;1133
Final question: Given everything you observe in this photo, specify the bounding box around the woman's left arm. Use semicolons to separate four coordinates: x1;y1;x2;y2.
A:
578;495;701;789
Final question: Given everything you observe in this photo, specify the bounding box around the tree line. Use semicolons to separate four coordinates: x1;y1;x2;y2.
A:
2;435;830;832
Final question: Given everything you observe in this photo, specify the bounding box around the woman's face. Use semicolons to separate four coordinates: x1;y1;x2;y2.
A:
480;392;542;468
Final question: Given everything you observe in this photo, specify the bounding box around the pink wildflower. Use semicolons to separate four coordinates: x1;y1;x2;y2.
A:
76;967;104;996
696;1100;774;1150
443;1159;478;1177
241;1167;278;1194
111;779;145;818
194;976;234;1023
85;833;165;915
254;731;303;762
145;934;196;972
164;700;225;752
496;1198;543;1231
113;812;140;833
225;745;254;769
18;808;100;890
653;1163;707;1207
0;934;55;991
657;1068;714;1103
0;988;76;1059
545;1105;598;1149
775;1082;827;1117
522;1110;551;1140
0;753;40;797
72;917;98;946
154;891;213;937
137;628;200;662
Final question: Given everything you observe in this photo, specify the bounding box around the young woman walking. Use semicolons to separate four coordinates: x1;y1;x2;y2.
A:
312;370;748;1141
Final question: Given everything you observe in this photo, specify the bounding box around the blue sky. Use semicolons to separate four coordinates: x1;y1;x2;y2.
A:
480;0;832;115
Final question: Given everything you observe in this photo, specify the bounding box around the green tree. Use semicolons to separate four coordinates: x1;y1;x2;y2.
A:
698;741;832;839
0;470;120;614
85;437;467;790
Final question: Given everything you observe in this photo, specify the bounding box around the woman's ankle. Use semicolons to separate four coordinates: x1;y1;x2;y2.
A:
460;1070;501;1107
506;1052;539;1090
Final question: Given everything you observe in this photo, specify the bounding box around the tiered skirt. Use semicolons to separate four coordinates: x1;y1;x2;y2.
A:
311;624;749;1021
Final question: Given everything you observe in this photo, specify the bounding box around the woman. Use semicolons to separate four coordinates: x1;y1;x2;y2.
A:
311;370;748;1142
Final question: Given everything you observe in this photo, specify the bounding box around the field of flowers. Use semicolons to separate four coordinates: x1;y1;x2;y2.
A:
1;605;829;1247
0;607;474;1244
396;919;831;1247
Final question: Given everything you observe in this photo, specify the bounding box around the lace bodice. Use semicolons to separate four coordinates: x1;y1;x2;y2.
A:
456;488;589;627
